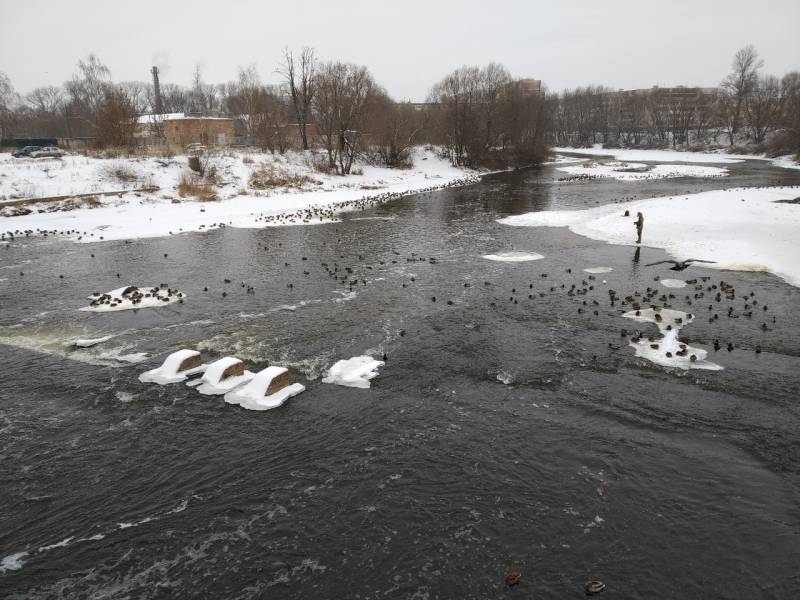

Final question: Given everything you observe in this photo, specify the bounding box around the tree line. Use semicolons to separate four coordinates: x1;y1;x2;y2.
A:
0;44;797;172
0;50;546;171
545;46;800;155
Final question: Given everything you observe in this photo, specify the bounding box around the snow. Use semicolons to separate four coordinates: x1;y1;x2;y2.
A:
482;252;544;262
135;113;213;124
623;307;722;371
224;366;306;411
80;286;184;312
660;278;687;288
553;145;745;164
769;155;800;171
66;335;113;348
584;266;613;274
322;356;384;389
139;349;207;385
0;147;476;242
192;356;254;395
498;186;800;287
557;161;727;180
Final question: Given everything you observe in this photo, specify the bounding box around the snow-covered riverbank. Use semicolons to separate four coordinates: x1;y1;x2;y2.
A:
499;185;800;287
0;147;476;242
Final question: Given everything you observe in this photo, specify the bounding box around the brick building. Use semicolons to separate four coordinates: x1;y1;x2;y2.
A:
135;113;237;147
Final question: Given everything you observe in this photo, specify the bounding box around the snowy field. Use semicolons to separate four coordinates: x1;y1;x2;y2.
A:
0;147;474;241
499;186;800;287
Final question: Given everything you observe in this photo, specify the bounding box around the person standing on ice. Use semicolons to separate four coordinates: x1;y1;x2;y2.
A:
635;212;644;244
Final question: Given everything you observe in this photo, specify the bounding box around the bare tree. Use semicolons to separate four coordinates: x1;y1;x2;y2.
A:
746;74;782;144
367;94;424;167
720;45;764;145
0;71;18;139
96;86;138;147
780;72;800;155
279;47;317;150
314;61;376;173
65;54;112;136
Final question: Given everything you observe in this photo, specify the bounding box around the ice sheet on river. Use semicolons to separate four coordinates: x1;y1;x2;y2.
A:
322;356;384;388
557;161;728;181
498;186;800;287
80;286;184;312
624;308;722;371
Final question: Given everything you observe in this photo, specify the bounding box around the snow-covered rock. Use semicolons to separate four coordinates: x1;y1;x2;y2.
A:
191;356;253;395
139;349;207;384
224;366;305;411
322;356;384;389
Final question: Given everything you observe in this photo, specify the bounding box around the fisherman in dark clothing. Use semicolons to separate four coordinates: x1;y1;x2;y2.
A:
635;212;644;244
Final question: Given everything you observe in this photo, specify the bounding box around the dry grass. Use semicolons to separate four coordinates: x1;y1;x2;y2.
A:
178;173;218;201
103;162;139;183
249;162;318;190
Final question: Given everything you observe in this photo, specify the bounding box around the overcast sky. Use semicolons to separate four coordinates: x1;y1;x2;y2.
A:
1;0;798;100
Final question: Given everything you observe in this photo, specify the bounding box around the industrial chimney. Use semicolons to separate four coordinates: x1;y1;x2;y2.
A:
151;66;164;115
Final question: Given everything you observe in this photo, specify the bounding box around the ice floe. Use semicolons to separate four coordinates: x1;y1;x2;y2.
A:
558;161;728;181
660;278;687;288
482;252;544;262
322;356;384;388
623;307;722;371
138;349;207;384
224;366;306;411
191;356;254;395
498;186;800;287
583;266;613;274
553;145;745;164
80;286;185;312
65;335;113;348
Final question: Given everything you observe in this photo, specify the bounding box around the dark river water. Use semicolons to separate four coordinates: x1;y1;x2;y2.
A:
2;159;800;599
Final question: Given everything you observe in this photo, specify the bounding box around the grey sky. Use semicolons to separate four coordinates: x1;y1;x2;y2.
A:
1;0;798;100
